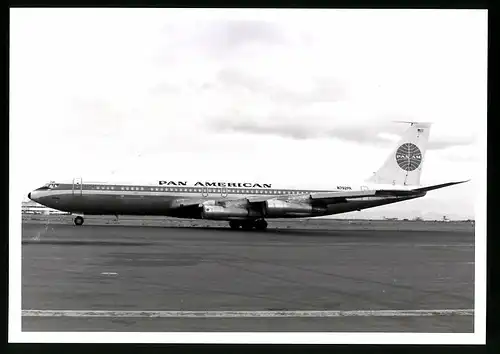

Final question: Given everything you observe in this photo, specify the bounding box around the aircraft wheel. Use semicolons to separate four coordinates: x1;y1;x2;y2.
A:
74;216;84;226
241;221;254;231
229;221;240;229
254;219;268;230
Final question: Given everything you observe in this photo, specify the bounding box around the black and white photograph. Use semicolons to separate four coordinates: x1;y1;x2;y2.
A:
9;8;486;344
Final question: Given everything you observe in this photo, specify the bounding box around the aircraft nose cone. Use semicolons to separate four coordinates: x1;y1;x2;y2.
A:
28;192;31;200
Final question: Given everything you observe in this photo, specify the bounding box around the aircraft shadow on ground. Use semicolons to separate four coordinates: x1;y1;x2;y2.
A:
159;226;377;238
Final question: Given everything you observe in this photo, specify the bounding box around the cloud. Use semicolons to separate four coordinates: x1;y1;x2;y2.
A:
211;118;477;151
157;20;286;63
213;120;315;140
214;68;346;104
427;137;477;150
202;20;286;50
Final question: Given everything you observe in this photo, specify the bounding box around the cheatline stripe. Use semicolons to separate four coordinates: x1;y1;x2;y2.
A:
22;309;474;318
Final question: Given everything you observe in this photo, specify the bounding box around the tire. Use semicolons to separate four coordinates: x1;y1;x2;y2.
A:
74;216;84;226
241;222;254;231
229;221;240;229
254;219;268;230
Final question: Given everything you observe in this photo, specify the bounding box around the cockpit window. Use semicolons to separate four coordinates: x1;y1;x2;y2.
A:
39;182;59;190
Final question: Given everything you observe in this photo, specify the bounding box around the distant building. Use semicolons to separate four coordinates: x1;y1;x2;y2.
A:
21;200;68;215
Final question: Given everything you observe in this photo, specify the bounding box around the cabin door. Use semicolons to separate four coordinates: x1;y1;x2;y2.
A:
73;177;83;196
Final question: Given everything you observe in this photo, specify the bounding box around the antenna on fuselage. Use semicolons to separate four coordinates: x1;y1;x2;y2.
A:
392;120;433;126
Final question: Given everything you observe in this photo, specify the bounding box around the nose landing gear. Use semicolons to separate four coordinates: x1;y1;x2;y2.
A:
74;216;84;226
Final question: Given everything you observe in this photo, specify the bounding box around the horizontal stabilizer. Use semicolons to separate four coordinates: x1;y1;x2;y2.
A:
413;179;470;193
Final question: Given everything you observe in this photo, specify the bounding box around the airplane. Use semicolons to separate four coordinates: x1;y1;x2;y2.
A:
28;122;469;230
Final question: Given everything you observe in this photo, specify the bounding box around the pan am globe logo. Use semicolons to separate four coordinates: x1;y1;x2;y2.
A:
395;143;422;171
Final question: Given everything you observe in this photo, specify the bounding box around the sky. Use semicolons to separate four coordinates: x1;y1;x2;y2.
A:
10;9;487;219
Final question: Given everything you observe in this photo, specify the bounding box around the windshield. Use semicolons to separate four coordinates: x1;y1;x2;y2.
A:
39;181;59;190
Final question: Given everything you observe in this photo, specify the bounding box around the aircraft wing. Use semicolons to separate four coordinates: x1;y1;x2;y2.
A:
171;179;469;208
310;190;377;200
246;180;470;205
304;180;470;204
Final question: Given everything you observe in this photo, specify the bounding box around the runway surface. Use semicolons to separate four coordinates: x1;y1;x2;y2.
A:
21;218;475;332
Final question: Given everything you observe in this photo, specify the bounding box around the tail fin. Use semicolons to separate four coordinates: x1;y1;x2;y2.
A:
367;122;432;186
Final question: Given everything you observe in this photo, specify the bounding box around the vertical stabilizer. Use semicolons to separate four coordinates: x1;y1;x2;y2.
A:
367;122;431;186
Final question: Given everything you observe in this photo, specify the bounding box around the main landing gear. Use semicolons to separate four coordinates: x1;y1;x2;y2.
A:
229;219;268;231
74;216;84;226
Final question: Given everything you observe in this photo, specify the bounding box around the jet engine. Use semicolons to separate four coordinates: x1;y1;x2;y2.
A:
201;205;250;220
264;200;326;217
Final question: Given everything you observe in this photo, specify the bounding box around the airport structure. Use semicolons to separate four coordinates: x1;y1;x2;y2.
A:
22;200;68;215
27;123;468;230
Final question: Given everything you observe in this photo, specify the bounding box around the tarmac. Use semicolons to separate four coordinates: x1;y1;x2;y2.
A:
21;216;475;332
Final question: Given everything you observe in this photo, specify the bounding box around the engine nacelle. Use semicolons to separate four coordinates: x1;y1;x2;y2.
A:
201;205;249;220
265;200;326;217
